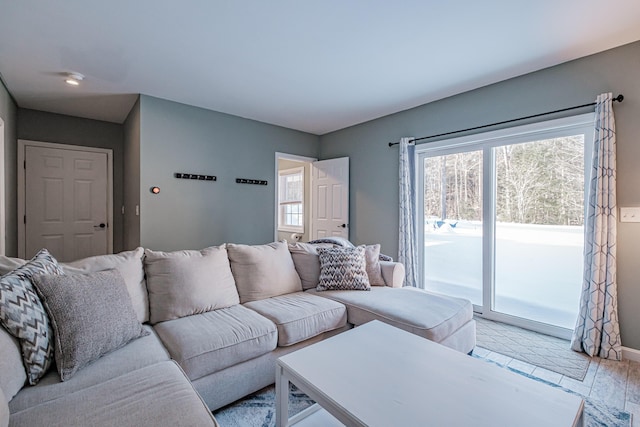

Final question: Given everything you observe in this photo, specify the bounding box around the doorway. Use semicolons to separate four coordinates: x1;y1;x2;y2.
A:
18;140;113;262
274;153;350;243
275;153;316;243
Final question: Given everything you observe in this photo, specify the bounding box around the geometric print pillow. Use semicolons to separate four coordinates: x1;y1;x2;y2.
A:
316;245;371;291
0;249;63;384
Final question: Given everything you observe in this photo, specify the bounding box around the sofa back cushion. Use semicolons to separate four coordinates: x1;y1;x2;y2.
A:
227;241;302;303
0;256;26;276
62;248;149;323
144;245;239;324
0;326;26;401
288;242;328;290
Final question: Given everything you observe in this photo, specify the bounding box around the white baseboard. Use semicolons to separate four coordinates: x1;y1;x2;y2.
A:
622;346;640;362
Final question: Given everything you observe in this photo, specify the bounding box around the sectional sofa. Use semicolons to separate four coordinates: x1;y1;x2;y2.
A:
0;241;475;427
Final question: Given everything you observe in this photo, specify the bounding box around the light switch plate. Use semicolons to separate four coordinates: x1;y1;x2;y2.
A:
620;207;640;222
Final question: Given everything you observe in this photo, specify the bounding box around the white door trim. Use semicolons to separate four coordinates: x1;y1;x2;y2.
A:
18;139;114;258
0;117;4;255
274;152;317;242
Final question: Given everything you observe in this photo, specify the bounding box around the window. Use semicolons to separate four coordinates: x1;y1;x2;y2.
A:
416;113;594;336
278;167;304;232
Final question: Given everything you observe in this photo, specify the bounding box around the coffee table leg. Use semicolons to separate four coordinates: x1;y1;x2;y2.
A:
275;364;289;427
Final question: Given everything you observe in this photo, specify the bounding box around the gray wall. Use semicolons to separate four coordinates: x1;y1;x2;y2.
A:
123;97;141;250
0;79;17;256
17;109;125;253
138;95;319;251
319;40;640;350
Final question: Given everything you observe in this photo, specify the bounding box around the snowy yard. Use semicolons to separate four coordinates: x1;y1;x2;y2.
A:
424;220;582;329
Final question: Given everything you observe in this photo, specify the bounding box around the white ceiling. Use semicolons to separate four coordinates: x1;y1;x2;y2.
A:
1;1;640;135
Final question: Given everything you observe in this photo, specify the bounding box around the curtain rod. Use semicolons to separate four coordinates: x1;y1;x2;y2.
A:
388;94;624;147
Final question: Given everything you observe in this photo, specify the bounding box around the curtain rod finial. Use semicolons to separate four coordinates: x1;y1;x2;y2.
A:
615;94;624;102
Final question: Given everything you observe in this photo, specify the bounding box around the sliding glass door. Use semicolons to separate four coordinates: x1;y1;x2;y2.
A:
422;151;483;305
417;114;594;336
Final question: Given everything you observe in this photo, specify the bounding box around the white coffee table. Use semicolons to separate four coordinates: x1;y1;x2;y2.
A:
275;320;583;427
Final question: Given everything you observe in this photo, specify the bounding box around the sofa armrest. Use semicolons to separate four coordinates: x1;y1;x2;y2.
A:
1;386;9;427
380;261;405;288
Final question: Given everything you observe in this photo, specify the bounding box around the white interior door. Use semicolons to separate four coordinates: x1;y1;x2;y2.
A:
311;157;349;239
24;144;110;262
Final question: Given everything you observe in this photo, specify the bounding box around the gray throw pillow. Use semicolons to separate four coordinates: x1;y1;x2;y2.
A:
0;248;63;384
32;269;149;381
316;246;371;291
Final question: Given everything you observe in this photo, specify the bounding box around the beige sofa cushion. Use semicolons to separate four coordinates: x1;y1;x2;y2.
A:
8;361;219;427
0;256;26;275
153;305;277;381
306;286;473;343
0;387;8;427
363;244;385;287
0;327;26;402
9;326;168;413
227;241;302;303
288;242;325;290
244;292;347;346
144;246;240;325
62;248;149;323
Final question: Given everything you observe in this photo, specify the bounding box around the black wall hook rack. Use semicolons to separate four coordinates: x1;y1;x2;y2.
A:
236;178;268;185
174;172;217;181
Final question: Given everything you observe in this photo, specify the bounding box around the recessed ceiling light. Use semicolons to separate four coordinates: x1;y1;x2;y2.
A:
65;72;84;86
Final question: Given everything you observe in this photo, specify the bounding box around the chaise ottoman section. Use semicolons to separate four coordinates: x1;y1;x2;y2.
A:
307;287;474;350
9;325;170;413
8;361;219;427
243;292;347;346
153;304;277;381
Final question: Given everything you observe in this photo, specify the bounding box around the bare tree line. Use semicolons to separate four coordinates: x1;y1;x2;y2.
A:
423;136;584;226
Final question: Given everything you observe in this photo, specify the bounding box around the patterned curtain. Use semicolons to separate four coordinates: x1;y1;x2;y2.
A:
571;93;622;360
399;137;419;288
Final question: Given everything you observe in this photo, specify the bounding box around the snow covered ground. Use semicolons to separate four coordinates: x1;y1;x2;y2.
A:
423;220;582;329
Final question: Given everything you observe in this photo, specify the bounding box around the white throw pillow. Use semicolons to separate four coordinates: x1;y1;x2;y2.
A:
364;244;386;287
227;241;302;303
144;245;240;324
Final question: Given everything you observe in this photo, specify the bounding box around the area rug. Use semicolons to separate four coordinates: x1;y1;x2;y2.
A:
475;316;591;380
212;375;631;427
212;384;314;427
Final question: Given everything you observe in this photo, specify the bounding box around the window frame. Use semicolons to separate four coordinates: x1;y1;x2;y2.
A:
415;113;595;339
278;166;305;233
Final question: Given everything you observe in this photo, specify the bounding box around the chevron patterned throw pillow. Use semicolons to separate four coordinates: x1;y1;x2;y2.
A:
0;249;63;384
316;245;371;291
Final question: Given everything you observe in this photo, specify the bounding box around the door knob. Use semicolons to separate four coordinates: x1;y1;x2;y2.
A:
94;223;106;229
339;224;347;228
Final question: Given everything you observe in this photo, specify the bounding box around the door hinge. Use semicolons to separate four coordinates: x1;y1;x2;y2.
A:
23;215;26;224
23;160;26;169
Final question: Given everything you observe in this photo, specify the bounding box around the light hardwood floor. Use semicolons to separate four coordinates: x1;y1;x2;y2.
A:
475;346;640;425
